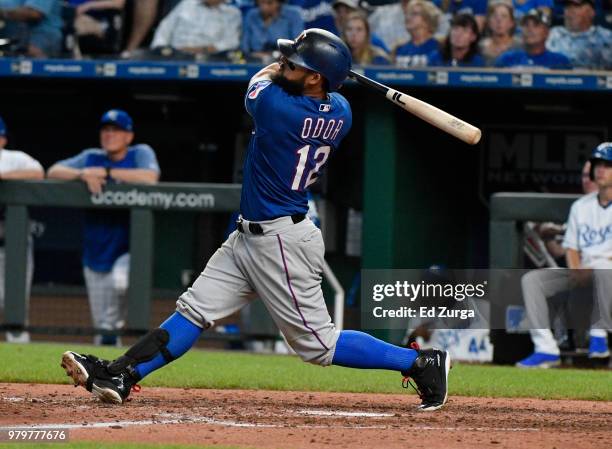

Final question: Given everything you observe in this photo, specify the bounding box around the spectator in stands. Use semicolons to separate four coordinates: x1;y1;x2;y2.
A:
343;11;390;65
495;9;572;68
151;0;241;57
0;115;44;343
288;0;336;33
479;0;521;66
0;0;62;57
517;144;612;368
392;0;441;68
428;13;484;66
70;0;126;55
47;110;160;346
241;0;303;63
370;0;449;50
333;0;356;33
546;0;612;69
332;0;387;51
368;0;410;51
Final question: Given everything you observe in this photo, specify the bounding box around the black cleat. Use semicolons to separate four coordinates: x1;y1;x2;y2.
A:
61;351;137;404
402;348;451;411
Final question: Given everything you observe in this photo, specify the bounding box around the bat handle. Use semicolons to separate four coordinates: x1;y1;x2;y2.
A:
348;70;388;95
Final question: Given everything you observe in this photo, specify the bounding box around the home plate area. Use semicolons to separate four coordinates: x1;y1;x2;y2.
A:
1;383;611;449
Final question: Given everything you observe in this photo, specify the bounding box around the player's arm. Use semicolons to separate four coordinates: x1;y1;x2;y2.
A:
48;163;107;194
46;164;78;179
249;62;281;86
561;202;581;269
47;152;106;181
109;145;160;184
0;153;44;180
566;247;592;287
108;168;159;184
0;169;44;180
47;164;99;180
565;248;582;270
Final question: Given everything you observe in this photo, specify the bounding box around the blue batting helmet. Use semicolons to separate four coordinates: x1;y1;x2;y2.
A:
589;142;612;180
277;28;352;91
0;115;6;137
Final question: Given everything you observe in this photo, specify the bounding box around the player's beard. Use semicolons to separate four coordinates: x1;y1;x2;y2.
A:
270;72;307;96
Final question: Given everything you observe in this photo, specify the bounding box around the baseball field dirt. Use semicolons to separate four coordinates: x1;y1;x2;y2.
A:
1;383;611;449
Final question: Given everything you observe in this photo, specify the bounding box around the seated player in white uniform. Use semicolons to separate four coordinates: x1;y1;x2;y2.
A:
517;142;612;368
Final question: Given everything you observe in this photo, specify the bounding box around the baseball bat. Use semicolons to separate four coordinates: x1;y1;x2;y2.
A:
348;70;482;145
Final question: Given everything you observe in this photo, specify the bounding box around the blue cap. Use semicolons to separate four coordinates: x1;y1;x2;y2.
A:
100;109;134;132
591;142;612;162
0;116;6;137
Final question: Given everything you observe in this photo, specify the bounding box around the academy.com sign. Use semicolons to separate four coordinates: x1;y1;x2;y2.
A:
90;189;215;210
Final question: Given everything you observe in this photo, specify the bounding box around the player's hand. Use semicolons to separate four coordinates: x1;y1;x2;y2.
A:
537;222;565;239
569;268;592;288
79;168;106;194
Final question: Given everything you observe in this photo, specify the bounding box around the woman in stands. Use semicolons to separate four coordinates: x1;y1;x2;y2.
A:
343;12;391;66
428;13;484;67
479;0;521;66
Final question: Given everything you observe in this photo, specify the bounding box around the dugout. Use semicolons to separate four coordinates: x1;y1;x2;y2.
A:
0;62;610;345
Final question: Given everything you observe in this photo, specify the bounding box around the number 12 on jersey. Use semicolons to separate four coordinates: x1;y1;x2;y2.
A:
291;145;331;191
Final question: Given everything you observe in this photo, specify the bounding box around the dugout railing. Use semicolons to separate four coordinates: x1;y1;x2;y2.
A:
0;180;344;338
489;192;580;268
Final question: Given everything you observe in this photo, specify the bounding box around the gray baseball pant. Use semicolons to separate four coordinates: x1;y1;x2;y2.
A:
521;268;612;355
84;253;130;344
176;216;339;366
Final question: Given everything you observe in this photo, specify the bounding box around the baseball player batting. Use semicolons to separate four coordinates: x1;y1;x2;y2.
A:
61;29;451;411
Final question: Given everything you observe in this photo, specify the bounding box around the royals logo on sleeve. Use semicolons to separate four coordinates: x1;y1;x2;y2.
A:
248;80;272;99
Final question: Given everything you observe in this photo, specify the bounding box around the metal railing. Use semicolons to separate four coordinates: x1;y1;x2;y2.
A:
489;192;580;268
0;180;346;336
0;180;241;333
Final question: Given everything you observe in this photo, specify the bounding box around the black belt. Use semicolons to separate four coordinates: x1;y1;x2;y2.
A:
237;214;306;235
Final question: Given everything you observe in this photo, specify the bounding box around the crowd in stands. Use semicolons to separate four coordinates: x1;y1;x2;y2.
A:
0;0;610;69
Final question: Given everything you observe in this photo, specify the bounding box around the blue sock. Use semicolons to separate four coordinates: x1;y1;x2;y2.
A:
332;330;418;372
134;312;203;379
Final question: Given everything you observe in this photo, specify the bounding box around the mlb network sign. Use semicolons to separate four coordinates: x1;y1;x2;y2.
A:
480;126;607;200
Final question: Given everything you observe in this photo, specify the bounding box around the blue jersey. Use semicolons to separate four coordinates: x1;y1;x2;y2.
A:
495;49;572;69
242;80;352;221
428;50;485;67
444;0;487;16
288;0;337;34
56;144;160;272
394;38;439;68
